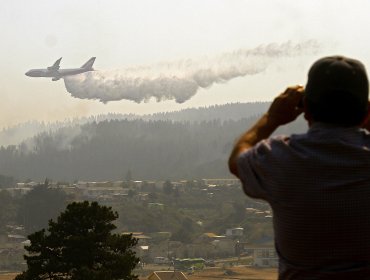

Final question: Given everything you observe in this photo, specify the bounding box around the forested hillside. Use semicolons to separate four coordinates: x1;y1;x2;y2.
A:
0;110;307;181
145;102;270;122
0;102;269;146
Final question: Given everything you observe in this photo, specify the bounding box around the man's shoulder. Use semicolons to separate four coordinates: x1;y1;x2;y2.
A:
243;134;300;159
264;133;302;147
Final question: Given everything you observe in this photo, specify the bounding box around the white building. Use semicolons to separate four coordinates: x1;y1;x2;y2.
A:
250;246;278;268
225;227;244;237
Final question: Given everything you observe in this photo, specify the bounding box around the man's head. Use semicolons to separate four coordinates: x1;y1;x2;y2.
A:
304;56;369;127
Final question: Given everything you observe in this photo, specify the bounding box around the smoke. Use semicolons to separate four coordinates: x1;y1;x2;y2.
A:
64;40;320;103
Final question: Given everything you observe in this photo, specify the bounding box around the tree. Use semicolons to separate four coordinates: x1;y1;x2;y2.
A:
128;189;136;198
163;180;173;195
0;174;16;188
125;169;133;182
0;190;18;233
170;217;198;243
232;201;246;222
17;185;67;234
16;201;139;280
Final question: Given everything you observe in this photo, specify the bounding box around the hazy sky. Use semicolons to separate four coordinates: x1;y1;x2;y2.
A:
1;0;370;128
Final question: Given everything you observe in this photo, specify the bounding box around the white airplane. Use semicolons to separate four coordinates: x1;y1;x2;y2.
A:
25;57;96;81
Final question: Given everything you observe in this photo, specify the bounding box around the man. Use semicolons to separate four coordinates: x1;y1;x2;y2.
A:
228;56;370;279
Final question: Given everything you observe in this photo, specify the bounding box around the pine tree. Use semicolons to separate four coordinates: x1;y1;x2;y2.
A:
16;201;139;280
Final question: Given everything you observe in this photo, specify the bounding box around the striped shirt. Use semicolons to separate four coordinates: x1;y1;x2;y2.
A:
237;123;370;279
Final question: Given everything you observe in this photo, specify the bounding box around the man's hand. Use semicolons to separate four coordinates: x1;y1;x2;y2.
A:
267;85;304;126
228;85;304;178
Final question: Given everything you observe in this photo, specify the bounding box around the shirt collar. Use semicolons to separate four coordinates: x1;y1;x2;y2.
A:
307;122;364;139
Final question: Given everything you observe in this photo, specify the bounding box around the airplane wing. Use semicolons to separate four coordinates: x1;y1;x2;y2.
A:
47;57;62;71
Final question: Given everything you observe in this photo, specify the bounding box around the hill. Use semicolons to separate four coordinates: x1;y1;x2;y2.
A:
0;103;307;181
0;102;269;147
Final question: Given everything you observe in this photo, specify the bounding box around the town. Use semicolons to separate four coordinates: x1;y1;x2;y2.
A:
0;177;277;278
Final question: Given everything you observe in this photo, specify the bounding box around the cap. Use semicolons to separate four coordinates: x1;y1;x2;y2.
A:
305;56;369;103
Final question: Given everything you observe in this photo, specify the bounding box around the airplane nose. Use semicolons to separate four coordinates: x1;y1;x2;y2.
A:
25;71;30;76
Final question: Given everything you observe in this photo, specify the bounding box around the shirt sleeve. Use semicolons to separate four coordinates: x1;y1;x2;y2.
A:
236;139;273;200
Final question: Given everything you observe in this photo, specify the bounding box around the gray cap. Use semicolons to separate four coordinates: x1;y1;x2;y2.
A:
305;56;369;104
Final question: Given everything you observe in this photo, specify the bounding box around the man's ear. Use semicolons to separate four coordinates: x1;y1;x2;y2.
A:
360;101;370;129
303;97;313;125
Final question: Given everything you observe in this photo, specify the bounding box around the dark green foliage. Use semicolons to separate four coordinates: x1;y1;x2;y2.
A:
127;189;136;198
0;103;307;181
232;201;247;222
16;201;139;280
0;174;16;188
0;109;296;182
118;201;171;233
163;180;173;195
125;169;133;182
115;185;271;242
170;217;198;242
0;190;18;232
17;185;67;234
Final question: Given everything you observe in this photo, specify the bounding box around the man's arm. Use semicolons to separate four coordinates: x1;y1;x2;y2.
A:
228;85;304;178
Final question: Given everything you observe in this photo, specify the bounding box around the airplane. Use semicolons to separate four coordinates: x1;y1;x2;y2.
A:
25;57;96;81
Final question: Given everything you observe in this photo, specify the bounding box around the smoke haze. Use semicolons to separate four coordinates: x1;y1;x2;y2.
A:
64;40;320;103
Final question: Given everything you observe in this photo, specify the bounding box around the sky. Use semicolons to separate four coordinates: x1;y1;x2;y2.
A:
1;0;370;128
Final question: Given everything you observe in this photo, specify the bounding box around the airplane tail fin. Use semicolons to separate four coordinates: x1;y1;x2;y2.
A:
48;57;62;70
81;57;96;69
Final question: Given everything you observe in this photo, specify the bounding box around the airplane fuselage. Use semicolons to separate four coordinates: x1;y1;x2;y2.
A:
25;57;96;81
25;68;91;78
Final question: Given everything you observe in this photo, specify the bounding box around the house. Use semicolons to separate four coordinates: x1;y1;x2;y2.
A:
182;243;216;259
122;232;151;245
147;271;188;280
201;178;240;186
191;233;235;257
132;180;144;188
225;227;244;237
148;203;165;210
137;245;150;262
210;239;235;257
171;181;187;193
194;232;226;243
7;234;27;243
76;181;127;200
247;245;278;268
6;187;32;197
